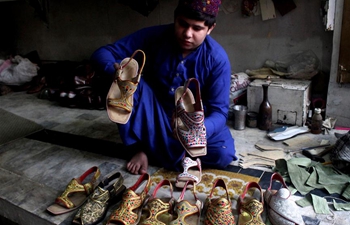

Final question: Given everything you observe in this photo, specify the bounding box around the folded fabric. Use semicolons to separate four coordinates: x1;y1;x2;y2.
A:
311;194;331;214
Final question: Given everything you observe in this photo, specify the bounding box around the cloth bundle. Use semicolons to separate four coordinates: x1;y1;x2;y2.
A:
330;131;350;174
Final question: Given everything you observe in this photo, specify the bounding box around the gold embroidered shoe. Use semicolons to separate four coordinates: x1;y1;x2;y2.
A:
140;179;175;225
72;171;126;225
47;166;101;215
107;173;151;225
204;178;235;225
238;182;265;225
170;180;202;225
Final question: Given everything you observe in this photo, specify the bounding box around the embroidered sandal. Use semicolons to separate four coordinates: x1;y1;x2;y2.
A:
140;179;175;225
47;166;101;215
72;171;126;225
238;182;265;225
175;156;202;189
264;173;305;225
174;78;207;157
204;178;235;225
106;49;146;124
170;180;202;225
106;173;151;225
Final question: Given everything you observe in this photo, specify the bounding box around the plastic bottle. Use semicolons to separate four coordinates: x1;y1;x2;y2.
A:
311;108;323;134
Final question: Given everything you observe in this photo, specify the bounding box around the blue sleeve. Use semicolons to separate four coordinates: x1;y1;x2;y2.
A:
203;49;231;138
90;25;166;77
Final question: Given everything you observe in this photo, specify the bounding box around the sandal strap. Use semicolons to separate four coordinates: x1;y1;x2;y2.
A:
240;182;263;208
56;166;100;209
108;49;146;112
182;78;203;112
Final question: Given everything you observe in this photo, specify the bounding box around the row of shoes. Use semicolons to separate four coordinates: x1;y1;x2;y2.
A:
46;165;304;225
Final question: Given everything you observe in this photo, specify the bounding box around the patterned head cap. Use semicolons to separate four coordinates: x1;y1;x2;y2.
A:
178;0;221;17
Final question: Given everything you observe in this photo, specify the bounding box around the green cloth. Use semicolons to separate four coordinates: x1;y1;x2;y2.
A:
274;158;350;196
286;159;314;195
273;158;350;214
306;169;324;189
341;183;350;200
324;183;348;195
315;164;350;185
333;200;350;210
311;194;331;214
295;194;313;207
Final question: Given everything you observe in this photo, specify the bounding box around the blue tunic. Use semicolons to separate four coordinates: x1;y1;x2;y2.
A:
91;23;237;170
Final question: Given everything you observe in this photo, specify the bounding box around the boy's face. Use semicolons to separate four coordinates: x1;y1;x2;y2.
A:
174;15;215;55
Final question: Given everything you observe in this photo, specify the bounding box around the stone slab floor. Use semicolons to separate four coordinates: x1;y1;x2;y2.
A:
0;91;349;225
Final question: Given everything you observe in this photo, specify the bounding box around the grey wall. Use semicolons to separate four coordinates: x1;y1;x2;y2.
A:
2;0;333;72
1;0;348;126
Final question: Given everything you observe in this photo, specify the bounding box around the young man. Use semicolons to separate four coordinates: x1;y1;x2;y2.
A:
91;0;237;174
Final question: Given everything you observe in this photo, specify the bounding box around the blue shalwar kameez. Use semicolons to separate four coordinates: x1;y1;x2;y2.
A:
91;23;237;171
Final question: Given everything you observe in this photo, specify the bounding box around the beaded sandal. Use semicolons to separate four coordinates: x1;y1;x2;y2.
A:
106;173;151;225
238;182;265;225
139;179;175;225
204;178;235;225
170;180;202;225
106;49;146;124
175;157;202;189
174;78;207;157
47;166;101;215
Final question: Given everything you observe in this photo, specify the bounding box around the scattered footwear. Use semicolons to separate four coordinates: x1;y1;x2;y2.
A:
204;178;235;225
46;166;101;215
174;78;207;157
72;171;126;225
238;182;265;225
106;173;151;225
264;172;305;225
170;180;202;225
106;49;146;124
140;179;175;225
175;157;202;189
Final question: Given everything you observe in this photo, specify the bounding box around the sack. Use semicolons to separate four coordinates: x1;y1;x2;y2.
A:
330;131;350;174
0;56;39;86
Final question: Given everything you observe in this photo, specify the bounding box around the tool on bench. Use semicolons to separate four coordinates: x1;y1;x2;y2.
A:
301;144;333;163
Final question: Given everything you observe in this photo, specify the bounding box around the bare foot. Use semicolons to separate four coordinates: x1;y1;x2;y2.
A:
127;151;148;175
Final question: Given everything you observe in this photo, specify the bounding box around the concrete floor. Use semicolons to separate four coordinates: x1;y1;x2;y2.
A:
0;91;349;225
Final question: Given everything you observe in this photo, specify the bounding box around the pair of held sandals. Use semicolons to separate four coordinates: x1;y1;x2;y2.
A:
105;49;207;158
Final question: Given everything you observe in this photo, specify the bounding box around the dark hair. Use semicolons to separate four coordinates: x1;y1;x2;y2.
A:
174;6;216;28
